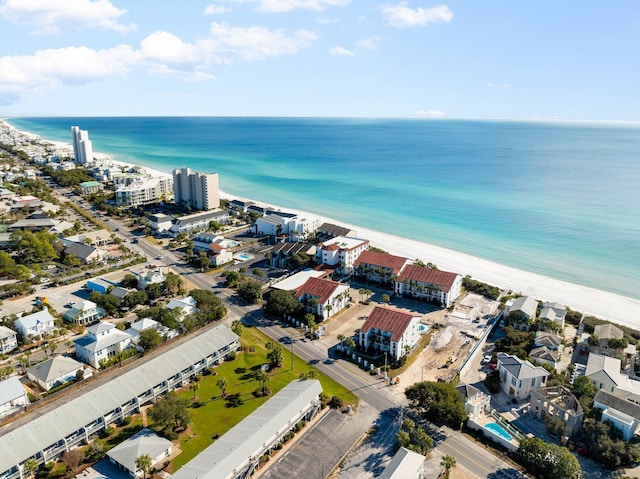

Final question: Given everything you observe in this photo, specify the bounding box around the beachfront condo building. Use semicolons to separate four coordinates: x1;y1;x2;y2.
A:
173;167;220;211
71;126;93;165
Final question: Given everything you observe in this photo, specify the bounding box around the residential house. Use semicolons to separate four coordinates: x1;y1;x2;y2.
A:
395;264;463;308
271;269;329;294
148;213;173;233
353;250;410;285
294;277;350;321
27;356;86;391
74;322;132;368
131;268;165;290
585;353;621;393
207;243;234;266
593;389;640;441
315;223;357;243
79;181;103;195
63;242;105;264
0;377;28;419
30;202;60;219
167;296;197;321
588;323;632;361
126;318;164;344
265;242;316;269
6;219;59;232
13;309;56;340
170;210;229;236
456;383;490;421
534;331;563;350
0;326;18;354
64;229;112;247
378;447;425;479
496;352;549;400
228;199;254;214
192;233;224;252
358;306;421;361
63;300;106;326
247;204;271;216
539;302;567;329
316;236;369;274
109;287;133;302
530;386;584;438
255;212;288;237
107;429;173;477
529;346;560;370
505;296;539;330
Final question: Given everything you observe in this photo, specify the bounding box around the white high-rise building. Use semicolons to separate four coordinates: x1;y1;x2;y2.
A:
71;126;93;164
173;168;220;211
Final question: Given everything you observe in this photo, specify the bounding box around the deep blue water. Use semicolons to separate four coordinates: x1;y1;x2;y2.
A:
6;117;640;300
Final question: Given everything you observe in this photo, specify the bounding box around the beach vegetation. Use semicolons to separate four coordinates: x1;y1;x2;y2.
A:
404;381;467;428
494;327;534;359
396;418;433;455
148;392;191;437
221;269;244;288
514;437;581;479
139;328;163;351
462;275;500;300
89;291;121;317
440;455;457;479
43;166;93;187
265;289;303;318
237;278;263;304
571;375;596;413
581;418;640;469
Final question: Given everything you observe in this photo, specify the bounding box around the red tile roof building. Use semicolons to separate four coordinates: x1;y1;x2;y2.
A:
395;265;462;308
358;306;421;361
353;251;410;284
295;277;350;320
315;236;369;274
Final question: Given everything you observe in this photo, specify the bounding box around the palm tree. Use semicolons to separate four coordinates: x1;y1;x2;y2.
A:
190;381;199;400
216;377;229;398
337;334;346;351
135;454;153;479
23;458;39;479
254;369;270;395
440;455;457;479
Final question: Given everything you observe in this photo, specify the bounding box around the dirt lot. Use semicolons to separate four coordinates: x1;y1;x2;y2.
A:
318;289;499;399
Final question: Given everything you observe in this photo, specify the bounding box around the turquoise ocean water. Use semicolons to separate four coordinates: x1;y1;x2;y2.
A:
6;117;640;300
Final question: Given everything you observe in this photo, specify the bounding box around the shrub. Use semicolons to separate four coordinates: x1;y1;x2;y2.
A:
328;396;344;409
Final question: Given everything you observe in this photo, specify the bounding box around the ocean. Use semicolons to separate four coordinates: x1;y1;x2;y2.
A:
6;117;640;300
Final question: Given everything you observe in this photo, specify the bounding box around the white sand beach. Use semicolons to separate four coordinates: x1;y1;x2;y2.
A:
4;119;640;329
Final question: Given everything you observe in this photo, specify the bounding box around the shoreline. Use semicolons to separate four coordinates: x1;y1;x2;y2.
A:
3;119;640;329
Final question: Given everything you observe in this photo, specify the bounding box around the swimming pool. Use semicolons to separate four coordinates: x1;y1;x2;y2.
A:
418;324;431;334
484;422;514;441
234;253;254;262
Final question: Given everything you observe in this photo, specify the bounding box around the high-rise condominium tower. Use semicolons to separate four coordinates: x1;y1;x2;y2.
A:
173;168;220;210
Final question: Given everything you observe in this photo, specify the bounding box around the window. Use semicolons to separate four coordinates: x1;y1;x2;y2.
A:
531;378;536;387
511;377;517;386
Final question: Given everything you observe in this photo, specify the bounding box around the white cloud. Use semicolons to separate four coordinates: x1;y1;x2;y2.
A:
0;45;138;99
329;46;354;57
414;109;445;118
229;0;350;13
140;31;203;64
204;3;231;15
355;37;379;51
0;0;136;34
381;2;452;28
149;65;216;82
487;82;511;89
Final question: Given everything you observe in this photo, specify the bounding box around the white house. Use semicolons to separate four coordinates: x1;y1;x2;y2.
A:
0;377;28;418
0;326;18;354
506;296;539;320
293;277;350;320
395;264;463;308
358;306;421;361
456;383;490;421
539;302;567;329
315;236;369;274
63;300;106;326
131;268;166;290
167;296;197;320
593;389;640;441
148;213;173;233
107;428;173;477
585;353;622;393
27;356;86;391
378;447;425;479
496;352;549;400
74;322;132;368
125;318;163;344
13;309;56;340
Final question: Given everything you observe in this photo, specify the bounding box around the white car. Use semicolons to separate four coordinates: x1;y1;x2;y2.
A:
482;354;493;364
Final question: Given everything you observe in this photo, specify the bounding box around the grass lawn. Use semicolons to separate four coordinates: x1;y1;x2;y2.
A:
171;326;358;470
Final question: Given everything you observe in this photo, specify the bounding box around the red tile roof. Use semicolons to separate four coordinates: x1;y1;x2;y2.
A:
323;243;340;251
397;265;459;293
353;250;409;274
360;306;418;342
295;277;344;304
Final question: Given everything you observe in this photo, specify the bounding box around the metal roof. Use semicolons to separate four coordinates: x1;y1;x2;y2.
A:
378;447;425;479
107;428;173;473
0;325;239;474
0;377;25;407
171;380;322;479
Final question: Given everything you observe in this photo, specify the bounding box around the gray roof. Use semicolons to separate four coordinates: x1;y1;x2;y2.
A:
594;323;624;341
0;325;16;341
497;352;549;380
317;223;355;238
0;325;238;474
379;447;425;479
455;383;482;400
107;428;172;473
171;380;322;479
75;330;131;353
530;346;559;362
0;377;25;406
534;331;563;349
109;286;132;299
14;309;55;331
8;219;58;229
174;210;228;227
27;356;83;384
64;243;100;262
594;389;640;420
508;296;539;319
585;353;621;386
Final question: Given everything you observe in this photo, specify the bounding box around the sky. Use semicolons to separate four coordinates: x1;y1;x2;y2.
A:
0;0;638;120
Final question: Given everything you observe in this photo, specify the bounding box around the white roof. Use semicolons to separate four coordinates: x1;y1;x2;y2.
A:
320;235;368;250
0;325;238;475
107;428;172;473
379;447;425;479
130;318;159;332
167;296;197;310
0;326;16;340
171;380;322;479
271;269;326;292
0;377;25;406
70;299;97;312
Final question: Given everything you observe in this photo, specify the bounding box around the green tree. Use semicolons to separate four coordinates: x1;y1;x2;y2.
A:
254;369;270;396
216;377;229;398
139;328;163;350
120;273;139;289
190;381;199;400
380;293;391;304
267;345;284;369
514;437;581;479
123;290;149;309
440;455;457;479
135;454;153;479
571;375;596;413
237;278;263;304
23;458;39;479
404;382;468;428
266;290;303;318
587;334;600;347
0;365;14;380
231;320;243;337
148;392;190;434
165;272;183;296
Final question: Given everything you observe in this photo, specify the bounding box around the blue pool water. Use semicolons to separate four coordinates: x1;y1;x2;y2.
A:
484;422;514;441
235;253;253;261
